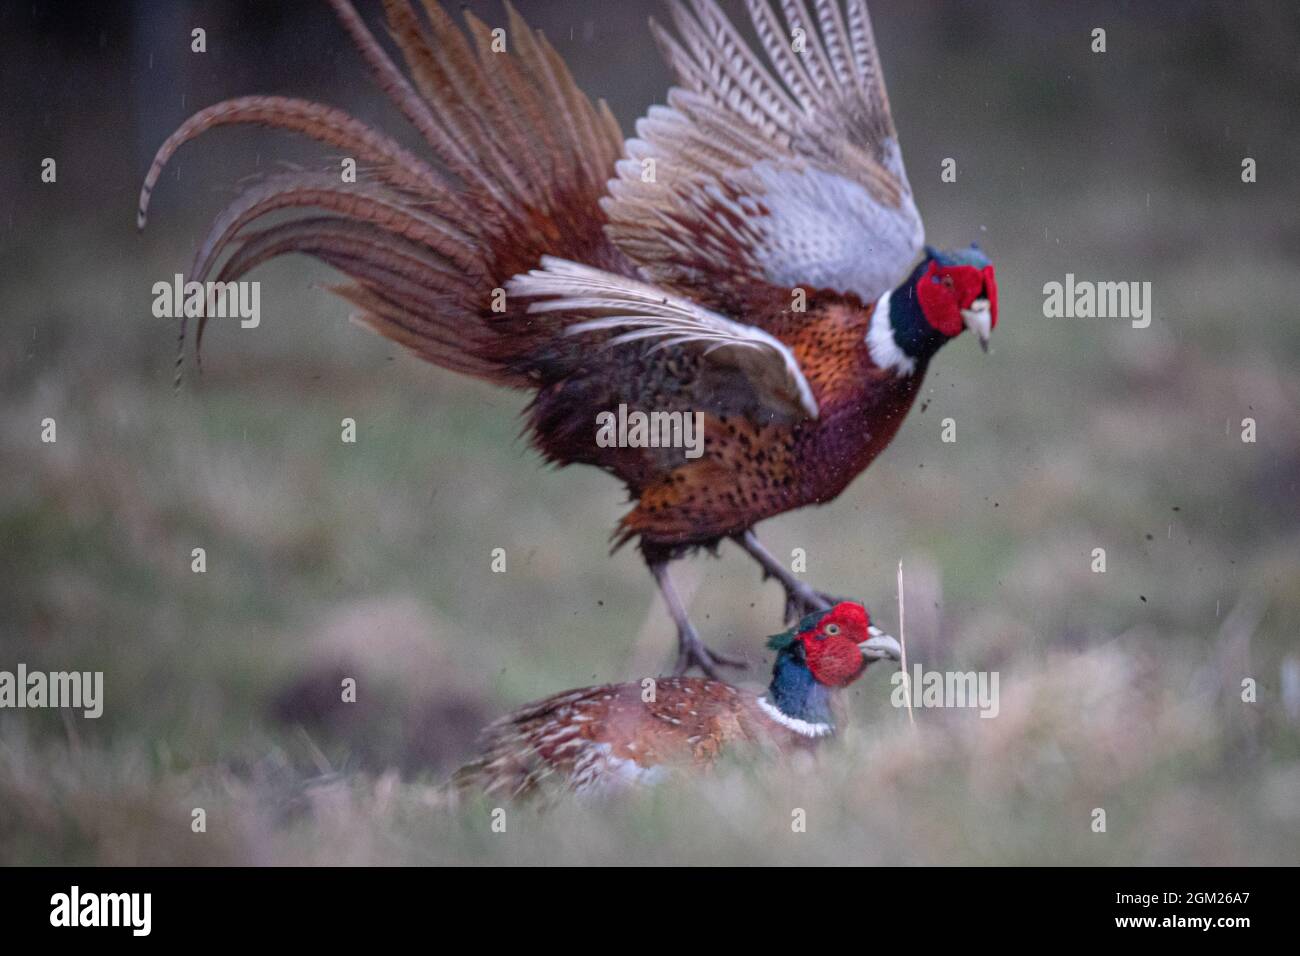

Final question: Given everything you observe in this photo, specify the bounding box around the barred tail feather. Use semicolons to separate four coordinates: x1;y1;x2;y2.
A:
140;0;623;388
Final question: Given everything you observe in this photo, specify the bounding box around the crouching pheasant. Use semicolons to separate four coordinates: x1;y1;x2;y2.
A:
140;0;997;677
453;602;900;799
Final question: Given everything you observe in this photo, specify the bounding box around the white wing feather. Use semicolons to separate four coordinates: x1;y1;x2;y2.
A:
507;257;819;420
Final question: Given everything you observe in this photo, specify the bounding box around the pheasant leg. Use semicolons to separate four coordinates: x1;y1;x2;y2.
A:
733;530;849;624
647;560;747;678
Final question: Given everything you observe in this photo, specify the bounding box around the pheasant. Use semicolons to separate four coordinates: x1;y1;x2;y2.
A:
453;601;900;798
139;0;997;677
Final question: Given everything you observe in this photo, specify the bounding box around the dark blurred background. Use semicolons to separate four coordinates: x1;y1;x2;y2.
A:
1;1;1298;864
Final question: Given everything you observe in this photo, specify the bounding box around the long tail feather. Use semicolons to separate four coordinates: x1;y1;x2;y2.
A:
143;0;624;391
136;96;447;229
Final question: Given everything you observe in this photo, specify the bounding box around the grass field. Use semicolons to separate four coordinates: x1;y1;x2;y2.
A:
2;0;1298;865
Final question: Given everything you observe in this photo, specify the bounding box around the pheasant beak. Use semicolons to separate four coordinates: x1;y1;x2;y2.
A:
859;624;902;662
961;298;992;352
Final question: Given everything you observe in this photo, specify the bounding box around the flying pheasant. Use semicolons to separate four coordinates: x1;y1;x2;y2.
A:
139;0;997;677
453;601;900;798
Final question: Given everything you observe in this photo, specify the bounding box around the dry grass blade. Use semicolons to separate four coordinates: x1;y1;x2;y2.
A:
898;559;914;727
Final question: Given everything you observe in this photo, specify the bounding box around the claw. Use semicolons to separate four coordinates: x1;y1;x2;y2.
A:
734;531;850;625
815;590;854;609
672;624;747;678
650;558;746;679
783;584;844;624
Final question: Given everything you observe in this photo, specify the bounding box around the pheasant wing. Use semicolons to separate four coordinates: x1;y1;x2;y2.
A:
604;0;924;315
509;256;818;420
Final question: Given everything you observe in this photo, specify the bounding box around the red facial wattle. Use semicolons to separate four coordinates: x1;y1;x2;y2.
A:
802;603;870;686
916;262;996;338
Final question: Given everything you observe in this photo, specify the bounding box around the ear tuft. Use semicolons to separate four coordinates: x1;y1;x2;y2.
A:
768;607;834;649
766;629;797;651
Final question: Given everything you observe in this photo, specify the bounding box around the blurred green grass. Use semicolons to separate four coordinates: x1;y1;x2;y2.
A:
1;0;1299;864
